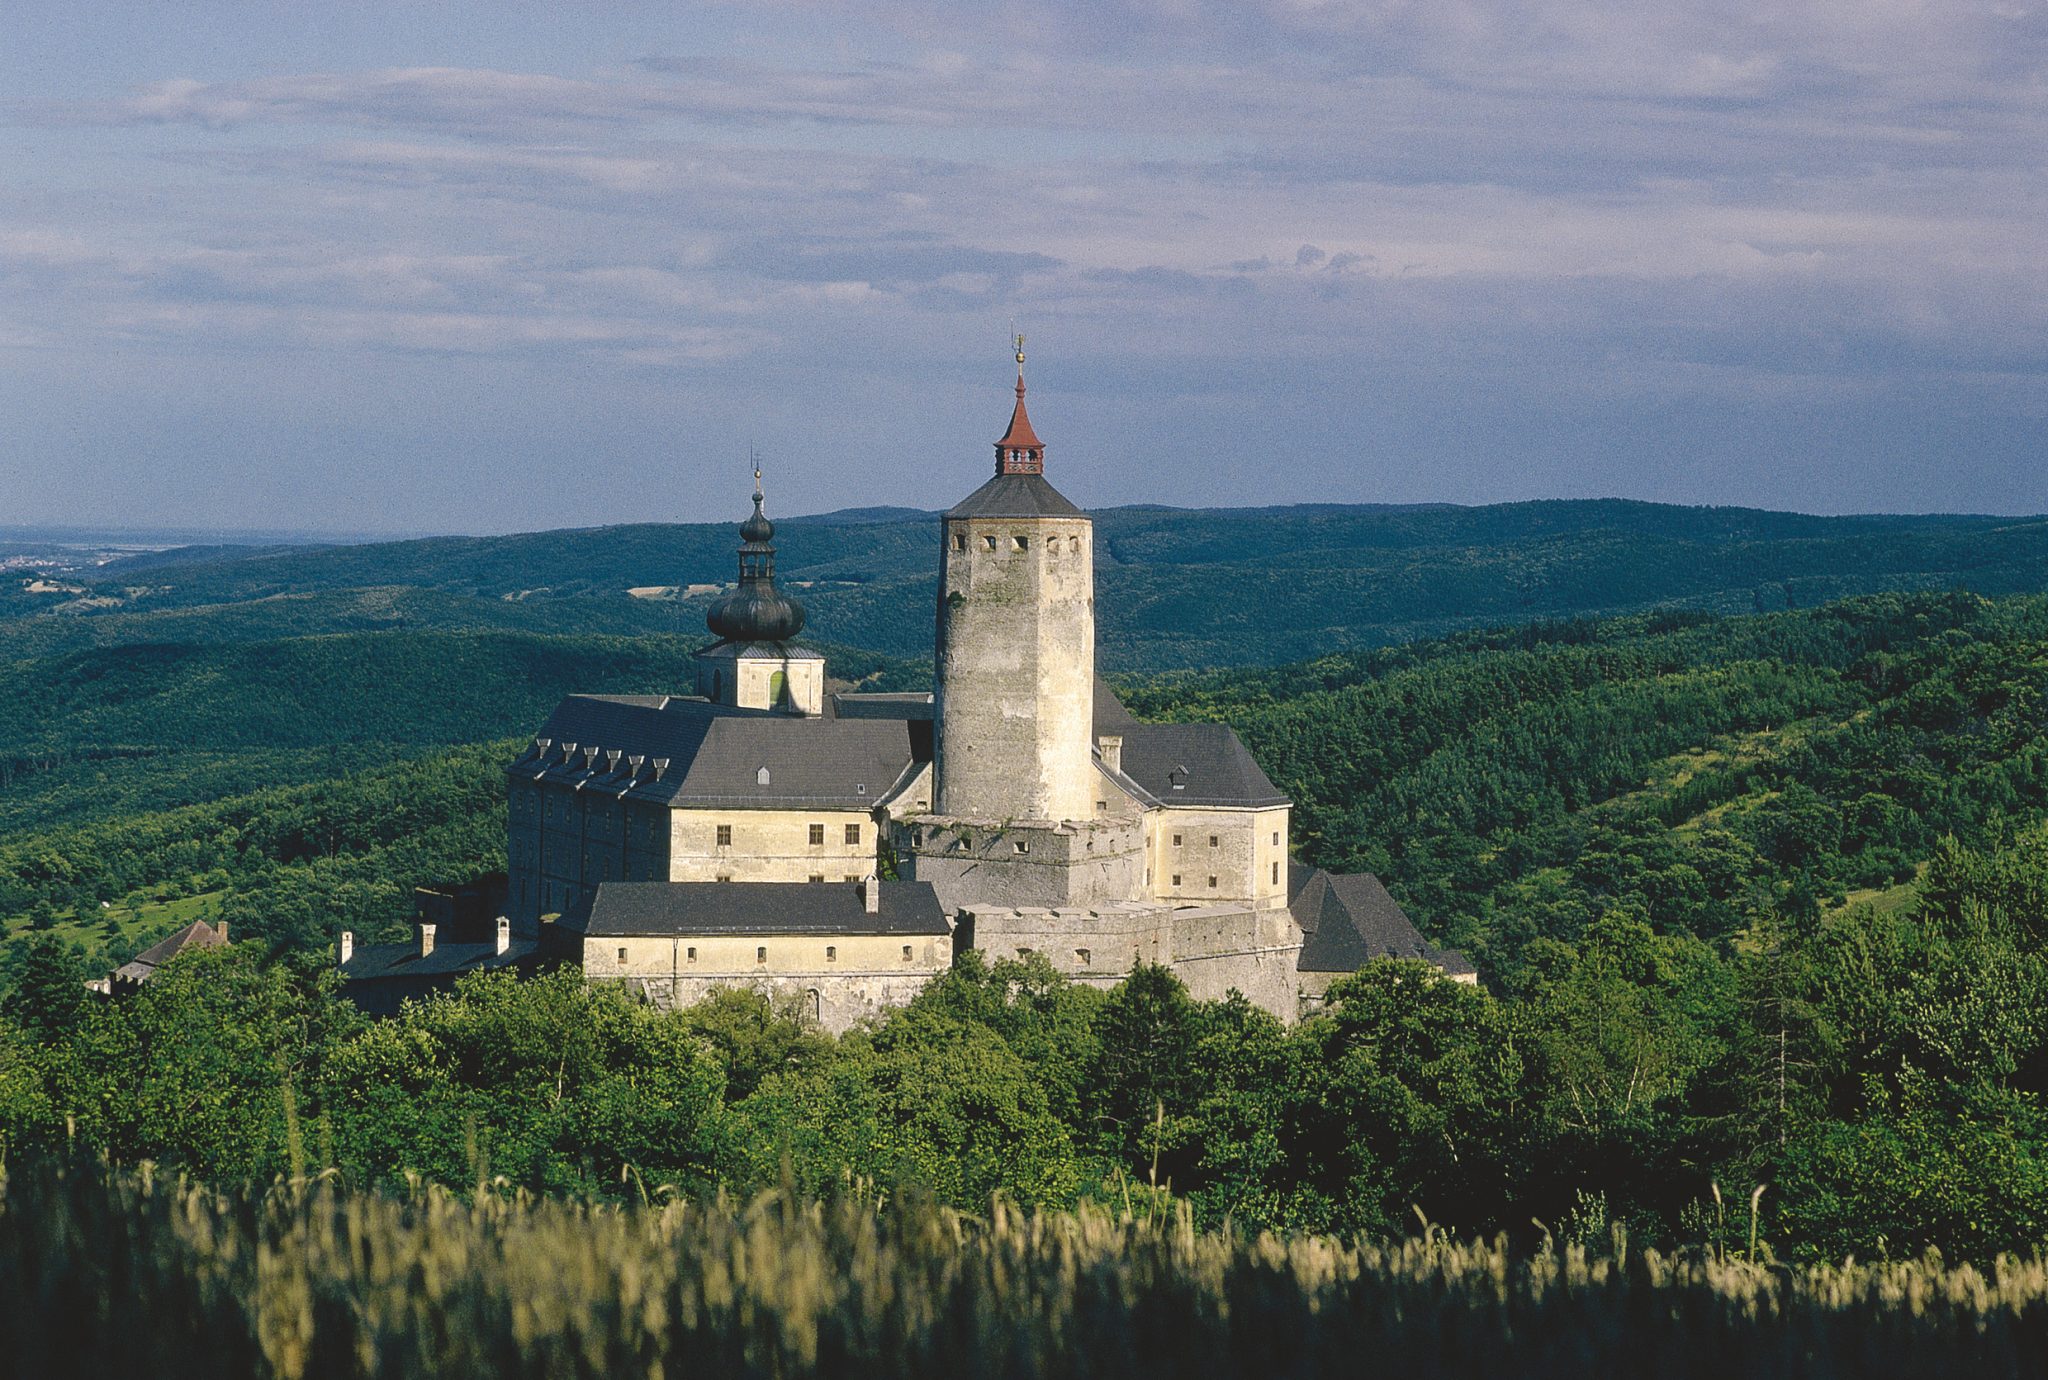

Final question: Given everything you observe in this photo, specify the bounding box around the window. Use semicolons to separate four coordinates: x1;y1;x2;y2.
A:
1209;835;1219;848
901;944;913;962
1273;831;1281;846
1076;948;1091;965
687;947;697;962
826;945;837;962
1014;839;1030;854
1018;947;1035;958
984;535;997;551
845;823;861;845
1171;874;1182;887
716;874;732;883
1273;861;1280;884
716;824;732;847
809;874;825;884
843;874;859;883
954;533;967;552
757;946;767;964
809;823;825;846
1208;875;1218;888
1172;833;1183;846
1012;535;1028;551
617;947;628;963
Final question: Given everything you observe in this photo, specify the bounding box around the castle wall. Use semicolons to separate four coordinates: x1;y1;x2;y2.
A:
1147;805;1292;906
508;778;669;924
934;515;1095;822
667;807;877;884
584;931;951;1035
894;815;1145;911
964;902;1177;979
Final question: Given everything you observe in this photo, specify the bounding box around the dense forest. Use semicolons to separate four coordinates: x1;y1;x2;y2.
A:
13;499;2048;668
5;589;2048;1259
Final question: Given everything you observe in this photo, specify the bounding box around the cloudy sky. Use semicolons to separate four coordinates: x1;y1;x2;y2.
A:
2;1;2043;533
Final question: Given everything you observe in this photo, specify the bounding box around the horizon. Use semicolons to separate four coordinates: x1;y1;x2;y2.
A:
4;3;2044;532
5;492;2045;551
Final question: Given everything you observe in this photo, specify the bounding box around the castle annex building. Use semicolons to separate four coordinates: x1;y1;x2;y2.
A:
500;350;1470;1030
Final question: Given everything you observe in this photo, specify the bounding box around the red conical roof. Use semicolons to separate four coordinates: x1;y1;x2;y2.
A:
994;344;1045;475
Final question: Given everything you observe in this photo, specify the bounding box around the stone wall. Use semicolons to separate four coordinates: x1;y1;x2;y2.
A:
894;815;1146;911
1146;805;1291;906
507;778;670;924
667;806;879;884
584;930;952;1035
934;514;1096;823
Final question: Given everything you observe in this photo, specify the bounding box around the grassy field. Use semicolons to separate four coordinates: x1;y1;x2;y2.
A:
1;890;224;949
4;1159;2048;1380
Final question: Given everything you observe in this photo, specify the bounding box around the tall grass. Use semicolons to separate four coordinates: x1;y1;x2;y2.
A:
2;1158;2046;1379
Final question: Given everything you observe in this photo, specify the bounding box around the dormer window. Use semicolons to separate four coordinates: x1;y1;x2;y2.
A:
1168;765;1189;791
756;766;771;786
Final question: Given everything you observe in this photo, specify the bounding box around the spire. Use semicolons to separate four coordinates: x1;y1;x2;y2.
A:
707;472;804;644
995;333;1045;475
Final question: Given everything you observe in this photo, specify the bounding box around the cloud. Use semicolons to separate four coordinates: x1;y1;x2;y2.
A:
1;0;2044;528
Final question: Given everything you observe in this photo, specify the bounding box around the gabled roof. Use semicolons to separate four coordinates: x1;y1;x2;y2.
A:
114;919;229;985
568;880;950;938
516;694;923;810
1289;867;1476;976
946;472;1085;519
1114;722;1289;808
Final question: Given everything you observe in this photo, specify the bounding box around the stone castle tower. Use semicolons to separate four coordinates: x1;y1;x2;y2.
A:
933;341;1097;823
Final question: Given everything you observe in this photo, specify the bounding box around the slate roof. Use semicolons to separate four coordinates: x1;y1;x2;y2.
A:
834;692;935;720
696;639;825;661
1094;679;1140;731
114;919;230;985
1112;722;1289;808
568;880;950;938
1289;865;1474;976
946;472;1086;519
339;938;543;982
515;694;924;809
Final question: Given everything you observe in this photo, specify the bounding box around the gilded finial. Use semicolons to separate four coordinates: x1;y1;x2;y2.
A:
1014;332;1026;367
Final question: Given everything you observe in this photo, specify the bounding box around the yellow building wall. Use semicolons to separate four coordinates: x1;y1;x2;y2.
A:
584;931;952;978
667;807;878;883
1146;804;1290;906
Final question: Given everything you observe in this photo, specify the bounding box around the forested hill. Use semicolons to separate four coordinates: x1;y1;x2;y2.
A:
10;498;2048;668
10;589;2048;1258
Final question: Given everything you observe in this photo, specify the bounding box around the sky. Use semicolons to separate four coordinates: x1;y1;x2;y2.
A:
1;1;2043;534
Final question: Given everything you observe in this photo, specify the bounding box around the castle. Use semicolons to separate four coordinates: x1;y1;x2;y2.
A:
483;348;1470;1030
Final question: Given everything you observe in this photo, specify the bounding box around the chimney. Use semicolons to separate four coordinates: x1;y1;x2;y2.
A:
215;921;228;943
861;875;881;915
495;916;511;955
1098;734;1123;776
419;923;436;958
339;931;354;966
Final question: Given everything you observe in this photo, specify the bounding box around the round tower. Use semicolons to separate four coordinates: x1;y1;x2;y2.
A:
933;342;1096;822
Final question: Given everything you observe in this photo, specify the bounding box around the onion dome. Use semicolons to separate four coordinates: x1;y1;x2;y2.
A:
707;483;806;643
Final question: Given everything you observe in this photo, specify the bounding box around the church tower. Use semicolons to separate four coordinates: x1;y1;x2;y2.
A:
694;474;824;715
933;341;1096;822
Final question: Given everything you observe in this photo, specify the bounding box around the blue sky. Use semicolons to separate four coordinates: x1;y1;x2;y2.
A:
2;1;2043;533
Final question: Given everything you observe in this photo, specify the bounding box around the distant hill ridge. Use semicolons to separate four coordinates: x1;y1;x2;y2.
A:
7;497;2047;671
